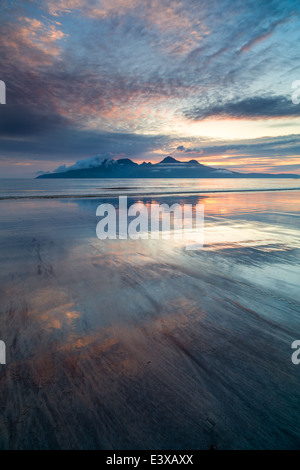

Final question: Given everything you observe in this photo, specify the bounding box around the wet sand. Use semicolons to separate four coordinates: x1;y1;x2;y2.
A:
0;191;300;449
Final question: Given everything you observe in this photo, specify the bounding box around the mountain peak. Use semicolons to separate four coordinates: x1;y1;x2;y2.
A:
116;158;137;166
159;156;179;164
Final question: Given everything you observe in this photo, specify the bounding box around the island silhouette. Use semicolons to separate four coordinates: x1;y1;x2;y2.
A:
37;156;300;179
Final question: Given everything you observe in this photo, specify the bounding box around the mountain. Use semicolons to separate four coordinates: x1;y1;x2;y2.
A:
37;157;300;179
115;158;138;166
159;156;179;164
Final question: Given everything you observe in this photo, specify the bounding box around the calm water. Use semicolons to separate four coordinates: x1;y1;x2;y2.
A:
1;178;300;199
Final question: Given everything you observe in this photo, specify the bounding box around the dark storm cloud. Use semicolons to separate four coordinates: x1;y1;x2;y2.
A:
178;135;300;157
0;106;71;136
0;121;168;161
185;96;300;120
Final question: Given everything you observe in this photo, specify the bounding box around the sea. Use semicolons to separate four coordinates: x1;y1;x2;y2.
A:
0;177;300;199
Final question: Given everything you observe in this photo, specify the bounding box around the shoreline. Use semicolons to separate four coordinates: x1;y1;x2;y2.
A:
1;186;300;201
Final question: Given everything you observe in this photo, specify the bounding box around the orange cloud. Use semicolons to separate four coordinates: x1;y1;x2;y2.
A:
2;17;67;66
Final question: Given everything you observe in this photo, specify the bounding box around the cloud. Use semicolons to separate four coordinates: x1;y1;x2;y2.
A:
185;96;300;120
238;16;291;54
0;105;71;136
1;0;300;176
197;134;300;157
0;15;67;68
53;154;116;172
0;108;169;163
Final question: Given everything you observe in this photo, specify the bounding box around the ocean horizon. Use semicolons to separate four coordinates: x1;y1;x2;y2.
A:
1;177;300;200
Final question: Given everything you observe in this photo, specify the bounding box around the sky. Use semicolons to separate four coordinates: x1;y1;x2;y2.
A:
0;0;300;177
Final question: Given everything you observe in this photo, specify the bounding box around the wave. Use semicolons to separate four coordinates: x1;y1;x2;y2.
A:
1;186;300;200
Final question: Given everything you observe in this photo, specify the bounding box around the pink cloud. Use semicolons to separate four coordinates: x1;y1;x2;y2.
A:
2;16;67;66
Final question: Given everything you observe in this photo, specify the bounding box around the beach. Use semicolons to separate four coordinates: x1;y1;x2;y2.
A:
0;182;300;449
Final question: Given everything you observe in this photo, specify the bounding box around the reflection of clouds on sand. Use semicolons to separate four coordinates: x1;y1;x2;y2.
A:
203;219;300;250
30;289;80;331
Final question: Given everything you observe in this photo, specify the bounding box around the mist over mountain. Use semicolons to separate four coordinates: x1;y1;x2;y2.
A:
37;157;300;179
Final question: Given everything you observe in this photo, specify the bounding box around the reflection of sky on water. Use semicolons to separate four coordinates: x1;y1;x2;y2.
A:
0;190;300;448
1;190;299;328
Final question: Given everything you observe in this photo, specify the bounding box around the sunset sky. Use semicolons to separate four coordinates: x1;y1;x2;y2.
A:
1;0;300;177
